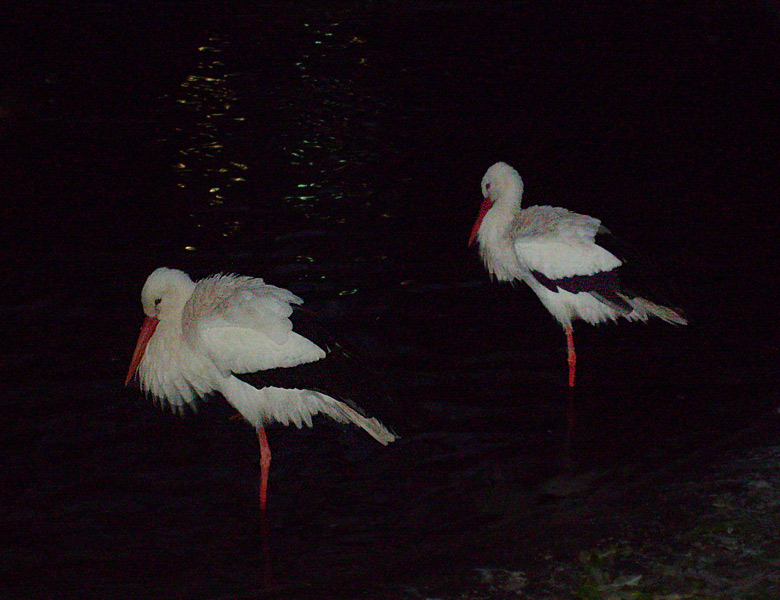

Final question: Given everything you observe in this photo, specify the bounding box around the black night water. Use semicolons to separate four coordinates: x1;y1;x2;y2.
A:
3;2;779;598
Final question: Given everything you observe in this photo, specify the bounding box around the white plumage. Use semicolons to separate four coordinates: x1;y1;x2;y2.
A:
126;267;396;509
470;162;687;386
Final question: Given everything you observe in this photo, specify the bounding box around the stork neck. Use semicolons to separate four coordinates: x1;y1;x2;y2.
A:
477;203;525;281
479;201;515;245
503;177;523;208
164;281;196;320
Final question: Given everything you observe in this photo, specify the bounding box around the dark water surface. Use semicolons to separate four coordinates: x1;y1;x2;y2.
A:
3;2;779;598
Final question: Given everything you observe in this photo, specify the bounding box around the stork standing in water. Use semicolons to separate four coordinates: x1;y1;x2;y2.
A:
125;267;396;510
469;162;687;387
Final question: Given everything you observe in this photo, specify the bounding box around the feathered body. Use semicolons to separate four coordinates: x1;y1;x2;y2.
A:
130;268;395;443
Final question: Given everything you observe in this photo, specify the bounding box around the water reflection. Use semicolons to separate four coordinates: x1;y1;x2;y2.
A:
271;19;398;225
161;20;400;260
165;35;251;251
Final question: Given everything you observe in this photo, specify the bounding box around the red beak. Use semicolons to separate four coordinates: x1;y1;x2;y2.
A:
125;316;159;386
468;197;493;246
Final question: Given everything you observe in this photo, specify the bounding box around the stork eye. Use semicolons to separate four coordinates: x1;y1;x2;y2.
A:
485;183;491;190
154;298;162;307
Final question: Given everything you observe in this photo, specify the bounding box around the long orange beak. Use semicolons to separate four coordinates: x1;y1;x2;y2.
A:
468;197;493;246
125;316;159;386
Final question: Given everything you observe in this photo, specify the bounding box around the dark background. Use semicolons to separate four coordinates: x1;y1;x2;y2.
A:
2;1;779;598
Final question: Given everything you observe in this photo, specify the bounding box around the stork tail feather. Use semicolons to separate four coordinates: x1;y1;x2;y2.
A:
628;297;688;325
318;393;398;445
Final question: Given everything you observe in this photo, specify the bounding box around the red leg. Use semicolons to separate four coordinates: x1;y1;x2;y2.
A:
256;424;272;512
256;424;274;584
565;325;576;388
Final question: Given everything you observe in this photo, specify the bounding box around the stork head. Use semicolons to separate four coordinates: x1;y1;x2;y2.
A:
481;161;524;205
125;267;195;386
469;162;524;246
140;267;196;320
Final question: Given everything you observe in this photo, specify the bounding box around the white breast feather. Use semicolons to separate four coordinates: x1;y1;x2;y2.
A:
139;320;218;409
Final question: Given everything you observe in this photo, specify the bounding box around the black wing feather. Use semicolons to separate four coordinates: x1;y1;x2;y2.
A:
530;224;686;317
530;267;634;313
595;225;686;314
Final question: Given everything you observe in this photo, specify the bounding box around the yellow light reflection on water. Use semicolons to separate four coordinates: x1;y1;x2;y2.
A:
171;34;251;236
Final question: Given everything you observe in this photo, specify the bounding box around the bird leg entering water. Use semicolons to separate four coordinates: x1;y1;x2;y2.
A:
256;424;272;512
565;325;576;388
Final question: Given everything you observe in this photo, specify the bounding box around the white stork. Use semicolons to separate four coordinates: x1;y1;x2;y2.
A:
469;161;687;387
125;267;396;510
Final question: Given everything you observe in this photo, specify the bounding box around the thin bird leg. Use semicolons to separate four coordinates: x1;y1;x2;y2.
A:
565;325;576;388
256;424;272;511
256;424;273;585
